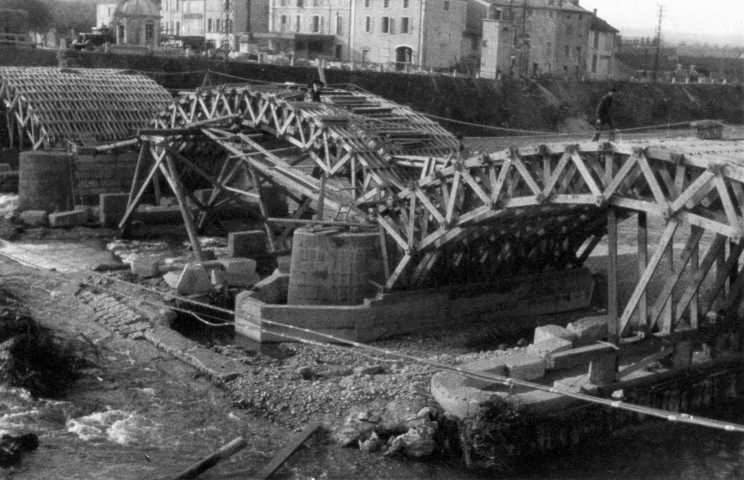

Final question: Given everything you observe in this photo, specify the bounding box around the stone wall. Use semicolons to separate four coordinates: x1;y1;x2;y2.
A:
74;151;139;205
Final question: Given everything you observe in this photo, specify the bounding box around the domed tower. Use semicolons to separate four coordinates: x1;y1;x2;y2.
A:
112;0;160;47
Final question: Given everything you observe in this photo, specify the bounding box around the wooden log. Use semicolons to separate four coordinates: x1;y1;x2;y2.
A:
173;436;247;480
253;421;322;480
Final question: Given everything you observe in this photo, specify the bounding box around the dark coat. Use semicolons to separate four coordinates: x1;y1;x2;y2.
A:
596;93;614;122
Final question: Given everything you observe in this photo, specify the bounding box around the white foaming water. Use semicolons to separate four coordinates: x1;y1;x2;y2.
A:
67;409;159;445
0;194;17;216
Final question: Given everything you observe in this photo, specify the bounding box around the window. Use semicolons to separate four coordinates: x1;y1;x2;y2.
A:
336;15;343;35
145;24;154;43
444;1;449;10
576;46;582;57
365;16;372;32
215;19;221;33
335;45;342;59
280;15;288;32
313;0;319;5
403;0;409;7
362;48;370;64
546;41;552;56
381;16;389;33
548;11;554;18
297;0;303;7
365;0;370;7
312;15;321;33
400;17;409;33
491;8;502;20
593;33;599;49
175;0;179;11
175;21;180;36
207;18;212;32
280;0;286;5
295;15;301;32
591;54;598;73
563;45;569;56
383;0;389;7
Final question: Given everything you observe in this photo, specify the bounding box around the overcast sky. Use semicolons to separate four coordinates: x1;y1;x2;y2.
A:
580;0;744;43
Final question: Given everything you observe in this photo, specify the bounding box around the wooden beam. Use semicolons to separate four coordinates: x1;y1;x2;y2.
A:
608;207;619;343
637;212;648;330
618;218;680;335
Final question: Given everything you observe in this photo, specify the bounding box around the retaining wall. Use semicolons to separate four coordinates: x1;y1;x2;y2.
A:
235;268;594;343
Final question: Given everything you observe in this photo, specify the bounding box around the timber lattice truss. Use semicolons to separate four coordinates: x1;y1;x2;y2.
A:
0;67;172;149
121;83;744;339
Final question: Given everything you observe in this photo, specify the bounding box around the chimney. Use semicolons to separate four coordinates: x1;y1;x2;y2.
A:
593;8;597;16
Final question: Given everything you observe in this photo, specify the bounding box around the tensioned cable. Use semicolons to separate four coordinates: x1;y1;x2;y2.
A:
2;244;744;434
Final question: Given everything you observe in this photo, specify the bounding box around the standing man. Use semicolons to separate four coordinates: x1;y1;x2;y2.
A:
592;87;618;141
309;80;324;102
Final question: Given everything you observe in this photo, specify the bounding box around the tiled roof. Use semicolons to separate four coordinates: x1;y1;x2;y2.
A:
591;15;619;33
487;0;588;13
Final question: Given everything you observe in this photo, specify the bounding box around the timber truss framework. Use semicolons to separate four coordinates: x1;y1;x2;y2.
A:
0;67;172;150
119;82;744;341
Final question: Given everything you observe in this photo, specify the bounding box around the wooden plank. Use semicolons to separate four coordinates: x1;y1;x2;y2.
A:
445;170;461;226
570;150;603;197
608;207;619;343
669;171;714;213
385;253;412;290
174;437;247;480
618;219;680;335
715;174;742;240
603;152;638;199
160;156;205;260
674;235;727;323
690;225;701;328
616;347;674;380
637;212;648;330
649;227;704;332
700;241;744;318
253;422;322;480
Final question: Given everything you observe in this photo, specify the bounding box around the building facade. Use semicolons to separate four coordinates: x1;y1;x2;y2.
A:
587;11;618;79
478;0;597;79
160;0;269;51
262;0;468;69
112;0;161;47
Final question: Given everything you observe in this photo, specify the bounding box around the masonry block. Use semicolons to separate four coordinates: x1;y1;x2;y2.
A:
218;258;260;287
99;193;129;227
533;324;578;345
49;209;88;228
546;343;616;370
567;315;609;345
588;353;618;385
527;337;573;360
131;254;166;278
163;271;181;290
175;263;212;295
501;351;545;381
19;210;48;227
228;230;268;258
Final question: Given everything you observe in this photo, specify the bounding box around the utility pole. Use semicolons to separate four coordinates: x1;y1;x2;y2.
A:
220;0;235;60
651;5;665;83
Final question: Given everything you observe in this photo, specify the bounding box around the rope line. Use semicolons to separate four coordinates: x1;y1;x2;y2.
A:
1;244;744;434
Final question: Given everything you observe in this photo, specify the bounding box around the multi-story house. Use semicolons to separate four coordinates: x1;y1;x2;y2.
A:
161;0;205;37
587;9;618;80
350;0;468;69
257;0;351;61
160;0;269;51
263;0;468;69
477;0;595;79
